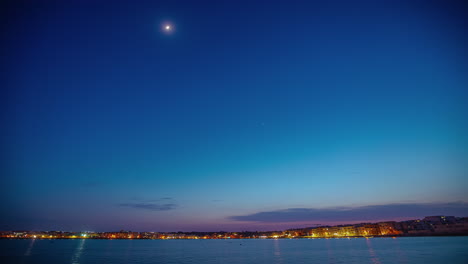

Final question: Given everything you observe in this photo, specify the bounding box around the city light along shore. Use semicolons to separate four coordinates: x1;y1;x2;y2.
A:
2;215;468;240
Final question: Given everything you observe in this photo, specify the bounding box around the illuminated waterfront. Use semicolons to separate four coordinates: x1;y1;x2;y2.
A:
2;215;467;240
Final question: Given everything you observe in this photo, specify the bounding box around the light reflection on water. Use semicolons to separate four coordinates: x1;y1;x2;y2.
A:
71;239;86;264
24;238;35;256
1;237;467;264
326;238;336;264
272;239;283;264
392;237;408;264
365;238;381;264
124;240;133;263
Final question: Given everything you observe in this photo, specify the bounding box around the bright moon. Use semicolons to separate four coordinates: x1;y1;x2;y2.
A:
163;24;173;32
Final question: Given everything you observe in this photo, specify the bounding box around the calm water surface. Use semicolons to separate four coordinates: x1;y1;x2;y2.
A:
1;237;467;264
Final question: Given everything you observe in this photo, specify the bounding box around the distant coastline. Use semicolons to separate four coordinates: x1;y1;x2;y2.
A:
2;215;468;240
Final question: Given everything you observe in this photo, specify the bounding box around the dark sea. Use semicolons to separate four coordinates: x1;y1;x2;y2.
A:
1;237;467;264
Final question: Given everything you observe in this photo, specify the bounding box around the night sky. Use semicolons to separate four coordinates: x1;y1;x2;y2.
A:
1;0;467;232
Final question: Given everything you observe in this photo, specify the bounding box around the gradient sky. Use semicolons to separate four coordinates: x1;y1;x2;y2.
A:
1;0;467;232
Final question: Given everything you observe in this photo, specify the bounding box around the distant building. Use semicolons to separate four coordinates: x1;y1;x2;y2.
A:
357;224;380;236
378;222;402;236
423;216;457;224
339;225;358;237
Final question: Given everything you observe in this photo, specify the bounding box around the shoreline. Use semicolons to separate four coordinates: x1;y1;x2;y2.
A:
2;234;468;240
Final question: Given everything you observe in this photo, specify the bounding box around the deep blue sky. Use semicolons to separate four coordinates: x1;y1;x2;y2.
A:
1;0;467;231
